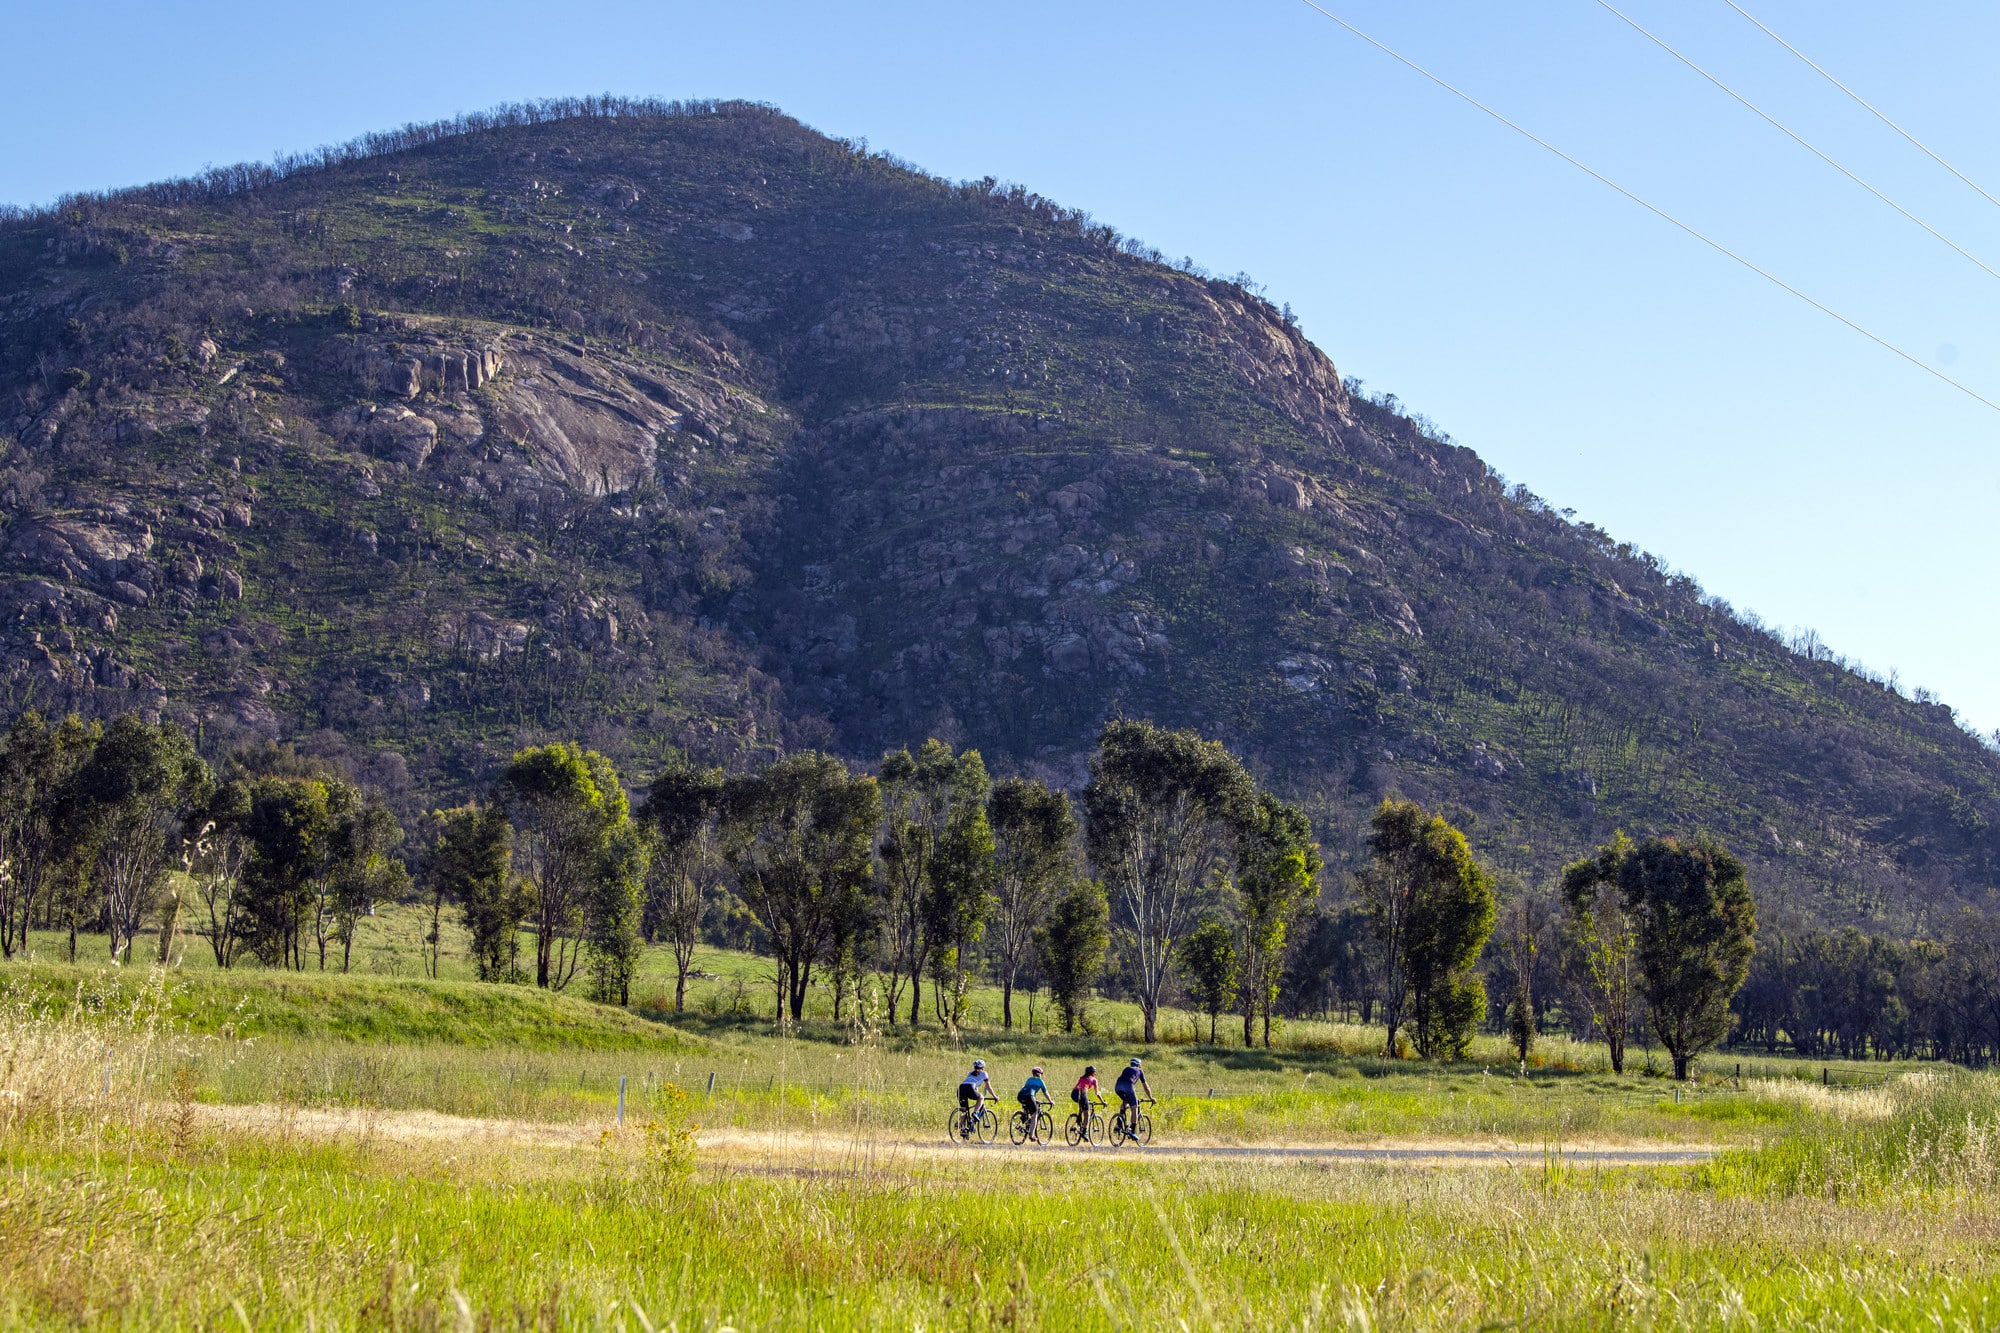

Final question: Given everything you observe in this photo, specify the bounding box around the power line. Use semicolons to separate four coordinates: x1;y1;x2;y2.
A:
1597;0;2000;285
1719;0;2000;214
1292;0;2000;416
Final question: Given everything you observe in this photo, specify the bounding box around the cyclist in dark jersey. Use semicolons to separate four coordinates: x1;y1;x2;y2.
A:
1114;1057;1152;1135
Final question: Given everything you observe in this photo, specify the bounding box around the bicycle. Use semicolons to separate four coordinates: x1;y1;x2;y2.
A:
1065;1101;1106;1147
1109;1097;1154;1147
947;1100;999;1144
1009;1103;1055;1146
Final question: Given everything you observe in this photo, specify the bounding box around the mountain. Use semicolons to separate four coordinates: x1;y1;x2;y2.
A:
2;97;1995;926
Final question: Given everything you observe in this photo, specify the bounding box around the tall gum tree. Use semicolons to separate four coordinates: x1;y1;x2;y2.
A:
74;715;210;966
499;743;628;991
1561;833;1640;1074
877;739;981;1029
719;751;880;1026
641;762;727;1013
1362;798;1495;1059
1083;719;1254;1044
988;775;1078;1030
1627;836;1757;1079
1235;792;1321;1047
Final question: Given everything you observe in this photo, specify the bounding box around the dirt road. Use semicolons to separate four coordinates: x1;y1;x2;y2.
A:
197;1103;1720;1168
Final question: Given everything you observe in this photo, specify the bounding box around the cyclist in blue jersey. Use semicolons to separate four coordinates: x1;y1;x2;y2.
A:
1016;1066;1052;1142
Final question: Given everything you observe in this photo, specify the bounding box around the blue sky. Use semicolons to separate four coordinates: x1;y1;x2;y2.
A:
6;1;1997;732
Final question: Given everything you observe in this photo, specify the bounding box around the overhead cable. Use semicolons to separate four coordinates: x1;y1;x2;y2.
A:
1719;0;2000;214
1292;0;2000;416
1597;0;2000;285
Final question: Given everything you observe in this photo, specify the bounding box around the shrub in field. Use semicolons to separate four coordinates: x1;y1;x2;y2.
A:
642;1081;699;1174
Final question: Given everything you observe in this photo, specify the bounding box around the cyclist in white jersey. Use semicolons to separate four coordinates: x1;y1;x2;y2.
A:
957;1059;995;1112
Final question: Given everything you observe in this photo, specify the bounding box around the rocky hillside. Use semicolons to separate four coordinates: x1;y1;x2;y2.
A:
1;98;1994;925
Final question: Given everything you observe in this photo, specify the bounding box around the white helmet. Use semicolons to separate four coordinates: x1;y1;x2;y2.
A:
1129;1058;1143;1068
972;1059;985;1069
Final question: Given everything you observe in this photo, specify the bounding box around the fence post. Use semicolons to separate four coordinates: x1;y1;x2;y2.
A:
706;1071;717;1098
618;1076;626;1127
1822;1066;1829;1087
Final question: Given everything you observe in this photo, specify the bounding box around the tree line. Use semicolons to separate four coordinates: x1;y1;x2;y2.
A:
0;712;406;973
1;710;1778;1079
1729;915;2000;1065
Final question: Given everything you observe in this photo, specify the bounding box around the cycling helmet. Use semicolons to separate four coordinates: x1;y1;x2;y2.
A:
1130;1058;1143;1068
1084;1064;1097;1075
1031;1067;1044;1075
972;1059;986;1069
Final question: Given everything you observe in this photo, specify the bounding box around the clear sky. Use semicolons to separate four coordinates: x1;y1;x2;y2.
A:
6;2;1996;734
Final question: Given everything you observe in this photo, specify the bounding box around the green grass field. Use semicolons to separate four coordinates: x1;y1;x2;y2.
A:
2;910;1987;1328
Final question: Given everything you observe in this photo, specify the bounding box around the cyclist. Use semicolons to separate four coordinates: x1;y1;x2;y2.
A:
1017;1066;1052;1142
1071;1064;1103;1127
956;1058;995;1137
1114;1057;1153;1138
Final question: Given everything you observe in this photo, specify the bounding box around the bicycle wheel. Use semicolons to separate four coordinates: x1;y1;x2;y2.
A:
976;1106;999;1144
946;1108;965;1143
1109;1111;1128;1147
1133;1111;1152;1146
1036;1110;1054;1143
1065;1113;1084;1146
1009;1110;1029;1146
1088;1111;1105;1146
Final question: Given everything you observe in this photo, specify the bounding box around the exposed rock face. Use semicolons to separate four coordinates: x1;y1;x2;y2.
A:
330;336;504;400
335;404;440;469
8;517;154;582
489;347;683;495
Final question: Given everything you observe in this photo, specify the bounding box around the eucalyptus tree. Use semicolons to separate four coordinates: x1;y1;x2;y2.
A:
1362;798;1495;1059
1037;880;1110;1035
1562;833;1641;1073
877;739;986;1028
719;752;881;1025
1176;916;1239;1044
988;776;1078;1030
327;793;408;972
588;824;648;1005
432;803;518;980
1569;834;1757;1079
73;714;211;965
236;773;402;972
189;780;255;968
1082;720;1254;1044
641;762;727;1012
1234;793;1321;1047
499;743;629;990
0;712;96;959
241;776;331;970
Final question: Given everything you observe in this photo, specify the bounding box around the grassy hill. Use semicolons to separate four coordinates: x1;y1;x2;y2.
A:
1;98;1995;924
0;960;691;1049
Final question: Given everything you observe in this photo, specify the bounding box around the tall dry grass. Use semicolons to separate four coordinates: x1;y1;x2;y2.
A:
0;966;227;1149
1705;1069;2000;1200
